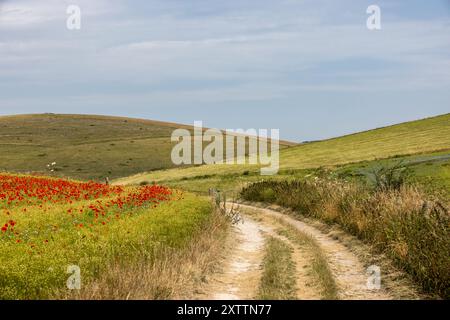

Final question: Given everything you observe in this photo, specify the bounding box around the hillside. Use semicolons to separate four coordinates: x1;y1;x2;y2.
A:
116;114;450;193
0;114;295;180
280;113;450;169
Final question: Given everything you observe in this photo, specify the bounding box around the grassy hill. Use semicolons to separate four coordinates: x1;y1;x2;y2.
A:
280;113;450;169
0;114;294;180
1;113;448;193
116;114;450;195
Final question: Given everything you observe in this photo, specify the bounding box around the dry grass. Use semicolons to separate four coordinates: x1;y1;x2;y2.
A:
276;223;338;300
61;210;230;300
257;237;297;300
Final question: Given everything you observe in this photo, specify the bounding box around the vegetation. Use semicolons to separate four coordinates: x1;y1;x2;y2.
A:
334;151;450;199
240;178;450;298
0;114;185;180
277;224;338;300
1;113;449;300
67;208;230;300
116;114;450;196
0;114;294;181
257;237;297;300
0;173;215;299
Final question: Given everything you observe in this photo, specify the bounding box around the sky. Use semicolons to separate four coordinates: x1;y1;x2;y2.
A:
0;0;449;142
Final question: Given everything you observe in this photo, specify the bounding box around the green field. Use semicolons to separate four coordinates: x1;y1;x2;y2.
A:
1;113;449;300
117;114;450;196
0;114;183;180
0;114;294;181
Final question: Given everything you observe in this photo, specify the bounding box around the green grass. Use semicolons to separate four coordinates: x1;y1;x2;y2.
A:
0;114;294;181
281;113;450;170
0;114;184;180
116;114;450;195
333;150;450;198
257;237;297;300
0;191;212;299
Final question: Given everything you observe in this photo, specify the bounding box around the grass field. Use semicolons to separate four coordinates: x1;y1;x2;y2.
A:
0;114;294;181
0;113;449;300
0;173;215;299
116;114;450;196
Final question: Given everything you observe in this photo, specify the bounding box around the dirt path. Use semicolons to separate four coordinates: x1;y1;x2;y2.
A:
196;203;402;300
195;216;266;300
237;203;392;300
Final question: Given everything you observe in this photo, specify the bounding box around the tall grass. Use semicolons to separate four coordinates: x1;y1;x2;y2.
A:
241;179;450;298
0;193;213;299
64;208;230;300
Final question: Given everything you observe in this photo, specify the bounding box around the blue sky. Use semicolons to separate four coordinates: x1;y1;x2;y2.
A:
0;0;449;141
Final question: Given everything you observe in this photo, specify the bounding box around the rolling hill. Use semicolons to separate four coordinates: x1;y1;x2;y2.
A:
116;113;450;194
0;114;295;180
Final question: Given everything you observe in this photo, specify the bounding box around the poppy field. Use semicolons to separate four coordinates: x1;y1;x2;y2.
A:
0;173;212;299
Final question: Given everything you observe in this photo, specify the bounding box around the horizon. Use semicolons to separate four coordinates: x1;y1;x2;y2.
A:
0;111;447;144
1;0;449;140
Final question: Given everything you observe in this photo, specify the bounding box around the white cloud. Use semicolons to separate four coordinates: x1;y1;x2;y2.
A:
0;0;120;28
0;0;449;109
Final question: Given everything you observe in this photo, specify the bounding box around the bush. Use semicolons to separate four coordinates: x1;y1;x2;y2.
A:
365;162;412;191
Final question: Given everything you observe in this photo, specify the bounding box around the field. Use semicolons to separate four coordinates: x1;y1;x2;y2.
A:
0;173;220;299
0;114;295;181
0;113;449;300
116;114;450;197
113;113;449;299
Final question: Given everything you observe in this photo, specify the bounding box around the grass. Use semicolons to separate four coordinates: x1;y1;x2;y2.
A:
2;113;449;300
0;114;182;180
241;179;450;299
334;150;450;199
0;114;294;181
280;113;450;170
0;174;215;299
257;237;297;300
116;114;450;195
277;224;338;300
65;208;230;300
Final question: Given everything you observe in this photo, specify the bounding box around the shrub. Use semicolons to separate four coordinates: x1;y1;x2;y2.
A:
364;162;412;191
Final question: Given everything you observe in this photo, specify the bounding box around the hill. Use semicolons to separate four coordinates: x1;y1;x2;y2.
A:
0;114;295;180
116;113;450;193
280;113;450;169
